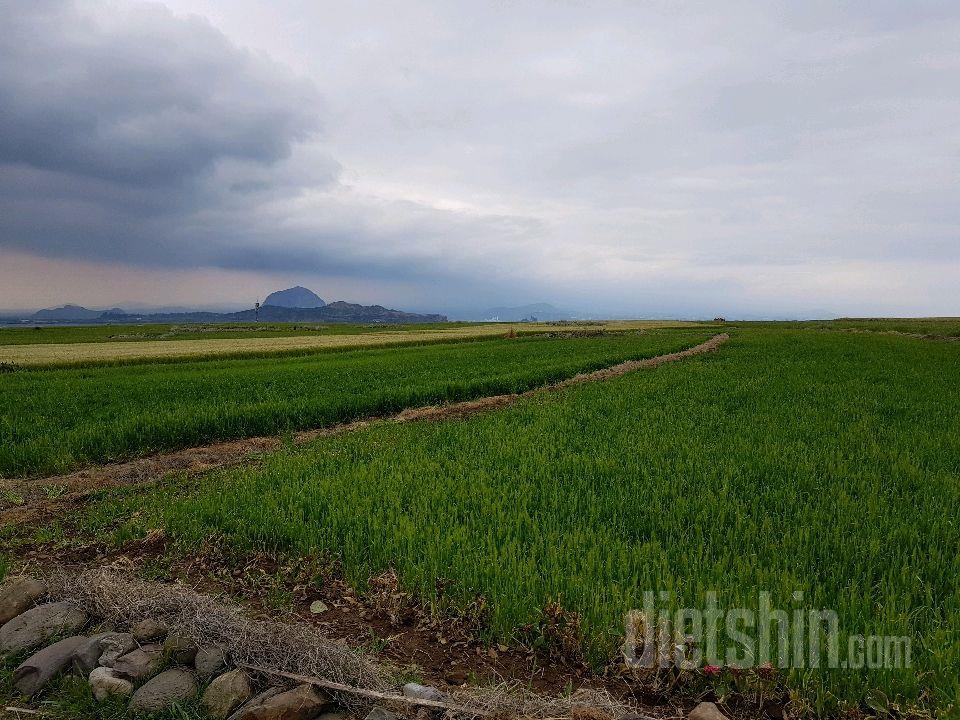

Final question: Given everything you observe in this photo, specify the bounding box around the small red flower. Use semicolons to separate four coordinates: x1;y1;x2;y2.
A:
703;665;722;676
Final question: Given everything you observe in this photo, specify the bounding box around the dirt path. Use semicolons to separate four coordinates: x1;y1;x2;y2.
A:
1;333;728;524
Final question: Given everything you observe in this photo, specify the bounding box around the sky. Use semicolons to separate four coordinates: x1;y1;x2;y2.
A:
1;1;958;318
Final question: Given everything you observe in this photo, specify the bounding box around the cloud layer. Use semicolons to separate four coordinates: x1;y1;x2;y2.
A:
1;1;959;316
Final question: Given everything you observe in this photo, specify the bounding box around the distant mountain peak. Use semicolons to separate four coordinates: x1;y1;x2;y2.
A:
32;304;103;320
262;286;326;308
477;302;573;321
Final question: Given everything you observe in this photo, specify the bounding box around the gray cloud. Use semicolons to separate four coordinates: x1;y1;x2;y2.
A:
1;0;959;316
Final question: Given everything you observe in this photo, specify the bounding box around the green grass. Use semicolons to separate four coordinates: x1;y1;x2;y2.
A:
0;321;479;345
0;329;710;477
729;317;960;338
95;328;959;714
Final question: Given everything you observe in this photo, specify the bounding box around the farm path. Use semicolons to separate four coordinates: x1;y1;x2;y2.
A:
1;333;728;525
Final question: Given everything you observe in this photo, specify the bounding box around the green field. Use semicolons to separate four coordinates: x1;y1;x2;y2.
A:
728;317;960;338
0;329;709;477
85;328;960;714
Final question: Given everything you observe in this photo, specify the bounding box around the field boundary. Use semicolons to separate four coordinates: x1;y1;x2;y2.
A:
1;334;727;524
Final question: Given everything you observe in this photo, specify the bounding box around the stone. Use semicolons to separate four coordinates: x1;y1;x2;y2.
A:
71;632;118;675
364;710;399;720
317;713;348;720
0;577;47;625
88;666;134;702
129;668;199;713
234;683;331;720
402;682;449;702
0;601;87;657
688;702;729;720
195;645;229;678
227;687;284;720
164;631;199;664
132;617;169;642
13;635;88;695
112;643;163;680
309;600;328;614
97;631;136;667
202;669;254;719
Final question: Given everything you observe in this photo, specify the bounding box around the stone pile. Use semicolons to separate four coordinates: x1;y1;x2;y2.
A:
0;576;395;720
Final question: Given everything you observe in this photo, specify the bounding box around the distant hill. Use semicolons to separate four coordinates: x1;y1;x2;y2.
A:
24;291;445;325
32;304;111;321
109;303;445;324
476;303;574;321
263;286;325;308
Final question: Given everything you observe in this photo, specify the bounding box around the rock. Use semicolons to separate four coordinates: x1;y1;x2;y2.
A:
88;666;134;702
132;617;169;642
317;713;348;720
309;600;329;614
364;709;399;720
164;631;199;664
227;687;284;720
0;601;87;657
202;669;254;719
0;577;47;625
234;683;331;720
96;632;136;668
113;643;163;680
195;645;229;678
402;682;449;702
13;635;88;695
129;668;199;713
71;632;120;675
689;702;729;720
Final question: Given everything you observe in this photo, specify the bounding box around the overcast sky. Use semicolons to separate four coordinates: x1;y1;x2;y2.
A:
1;1;958;317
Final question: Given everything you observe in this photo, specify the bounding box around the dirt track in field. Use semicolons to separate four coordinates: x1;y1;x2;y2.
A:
1;333;728;525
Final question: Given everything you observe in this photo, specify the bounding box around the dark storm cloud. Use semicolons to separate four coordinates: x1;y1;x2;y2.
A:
0;0;536;298
2;0;959;316
0;1;319;186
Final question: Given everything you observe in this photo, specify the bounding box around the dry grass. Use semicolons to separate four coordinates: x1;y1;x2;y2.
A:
47;568;644;720
0;322;693;367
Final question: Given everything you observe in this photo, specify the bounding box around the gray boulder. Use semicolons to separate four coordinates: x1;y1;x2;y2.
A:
164;630;199;664
0;601;87;657
96;631;136;667
227;687;284;720
202;669;254;719
0;577;47;625
234;683;331;720
88;666;134;702
131;617;168;642
195;645;228;678
113;643;163;680
13;635;88;695
129;668;199;713
402;682;449;702
688;702;729;720
71;632;120;675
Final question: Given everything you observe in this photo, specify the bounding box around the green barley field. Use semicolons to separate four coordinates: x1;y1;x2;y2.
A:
0;329;708;477
83;325;960;715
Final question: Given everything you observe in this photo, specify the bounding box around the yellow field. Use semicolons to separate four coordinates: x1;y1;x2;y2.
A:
0;321;696;366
